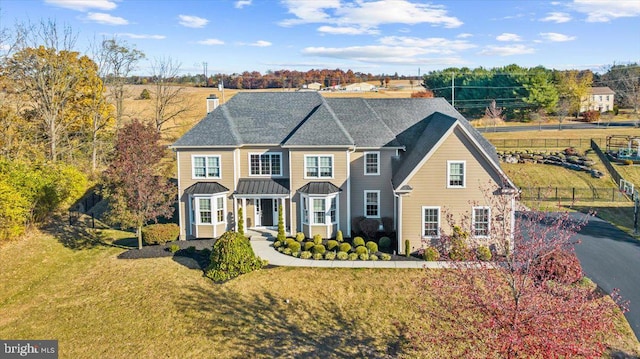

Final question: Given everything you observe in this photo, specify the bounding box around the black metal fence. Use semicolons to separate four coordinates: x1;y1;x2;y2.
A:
519;186;631;203
590;139;624;187
490;138;604;149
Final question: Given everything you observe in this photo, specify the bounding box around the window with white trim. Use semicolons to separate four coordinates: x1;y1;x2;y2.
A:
364;190;380;218
472;206;490;237
364;152;379;175
305;155;333;178
313;198;325;224
195;195;226;225
249;153;282;176
447;161;465;188
193;155;221;179
422;206;440;237
302;197;309;224
300;194;339;225
330;197;337;223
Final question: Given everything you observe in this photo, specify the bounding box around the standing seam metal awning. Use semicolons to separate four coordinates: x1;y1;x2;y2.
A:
297;181;341;195
234;178;290;196
184;182;229;195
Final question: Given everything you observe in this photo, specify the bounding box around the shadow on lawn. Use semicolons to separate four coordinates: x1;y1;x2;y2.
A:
42;216;104;250
176;284;402;358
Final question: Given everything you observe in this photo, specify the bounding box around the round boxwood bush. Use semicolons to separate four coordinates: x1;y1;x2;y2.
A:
353;236;365;247
378;236;391;249
348;252;359;260
205;231;263;283
168;244;180;253
359;253;369;261
273;240;283;248
380;253;391;261
283;247;292;255
355;245;368;255
338;243;351;253
476;246;492;261
296;232;306;242
313;244;326;255
337;251;349;260
327;240;339;251
370;254;378;261
336;230;344;242
365;241;378;253
304;241;315;251
277;247;285;253
142;223;180;245
324;251;336;260
300;251;312;259
292;252;300;258
313;252;324;260
449;237;470;261
423;246;440;261
288;241;301;253
313;234;323;245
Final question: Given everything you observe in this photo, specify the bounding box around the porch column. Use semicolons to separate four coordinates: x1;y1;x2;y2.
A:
242;198;247;231
280;197;287;235
233;196;238;232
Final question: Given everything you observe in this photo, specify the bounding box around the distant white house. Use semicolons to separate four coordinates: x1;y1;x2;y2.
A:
581;87;615;113
344;82;376;92
304;82;322;91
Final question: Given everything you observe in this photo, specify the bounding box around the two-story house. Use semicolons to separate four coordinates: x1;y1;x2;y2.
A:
580;86;615;113
171;92;517;254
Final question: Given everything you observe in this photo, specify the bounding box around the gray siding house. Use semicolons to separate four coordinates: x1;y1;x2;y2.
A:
171;92;517;254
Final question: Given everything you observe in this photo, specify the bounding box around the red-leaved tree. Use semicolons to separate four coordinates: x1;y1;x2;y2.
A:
406;182;627;358
103;119;175;249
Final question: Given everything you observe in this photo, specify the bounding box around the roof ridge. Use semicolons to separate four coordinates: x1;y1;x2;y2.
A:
319;96;355;145
221;104;242;144
361;98;396;138
281;103;322;145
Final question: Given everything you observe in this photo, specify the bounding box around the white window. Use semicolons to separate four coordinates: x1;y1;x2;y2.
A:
447;161;465;188
305;155;333;178
364;151;379;175
364;190;380;218
193;155;221;179
300;194;338;225
422;206;440;237
195;195;226;225
472;206;490;237
249;153;282;176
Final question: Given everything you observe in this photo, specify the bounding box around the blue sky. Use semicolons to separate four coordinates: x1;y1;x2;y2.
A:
2;0;639;76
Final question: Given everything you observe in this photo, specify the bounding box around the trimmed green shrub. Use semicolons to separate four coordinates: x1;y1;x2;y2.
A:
237;208;244;236
292;251;300;258
423;246;440;261
336;230;344;242
205;231;263;283
476;246;492;261
304;241;315;251
353;236;365;247
327;240;339;251
338;243;351;253
355;245;368;255
168;244;180;253
358;253;369;260
313;234;323;245
142;223;180;245
277;247;285;253
370;254;378;261
313;252;324;260
379;236;391;249
405;239;411;257
348;252;359;260
337;251;348;260
277;205;286;242
288;241;301;253
325;251;336;260
273;240;283;248
380;253;391;261
296;232;305;242
139;88;150;100
283;247;292;255
313;244;326;254
449;237;470;261
300;251;312;259
366;241;378;253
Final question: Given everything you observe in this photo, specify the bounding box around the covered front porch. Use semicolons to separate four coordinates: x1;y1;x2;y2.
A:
233;178;291;234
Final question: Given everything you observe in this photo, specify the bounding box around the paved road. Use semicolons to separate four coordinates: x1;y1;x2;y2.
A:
573;215;640;339
477;120;637;133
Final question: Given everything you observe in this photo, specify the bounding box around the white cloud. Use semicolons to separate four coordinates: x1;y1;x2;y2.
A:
496;33;522;42
114;33;165;40
572;0;640;22
86;12;128;25
317;26;379;35
250;40;272;47
540;12;572;23
235;0;252;9
302;45;465;65
479;44;535;56
0;44;10;51
280;0;462;31
178;15;209;28
378;36;476;53
45;0;117;11
197;38;225;45
539;32;576;42
457;33;473;39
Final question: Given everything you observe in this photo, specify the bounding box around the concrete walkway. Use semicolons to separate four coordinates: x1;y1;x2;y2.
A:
249;235;449;269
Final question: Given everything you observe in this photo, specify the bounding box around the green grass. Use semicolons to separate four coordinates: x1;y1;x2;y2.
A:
1;227;638;358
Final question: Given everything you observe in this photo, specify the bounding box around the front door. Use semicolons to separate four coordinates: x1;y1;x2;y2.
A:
260;199;273;227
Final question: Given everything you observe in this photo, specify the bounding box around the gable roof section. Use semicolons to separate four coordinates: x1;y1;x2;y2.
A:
323;98;399;147
590;86;614;95
282;97;354;147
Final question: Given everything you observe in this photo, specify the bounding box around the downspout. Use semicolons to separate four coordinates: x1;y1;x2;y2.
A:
393;191;403;255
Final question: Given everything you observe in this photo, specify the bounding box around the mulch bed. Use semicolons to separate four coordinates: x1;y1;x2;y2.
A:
117;238;216;260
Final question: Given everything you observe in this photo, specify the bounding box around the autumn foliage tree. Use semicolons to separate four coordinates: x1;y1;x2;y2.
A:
103;120;175;249
410;90;434;98
405;183;626;358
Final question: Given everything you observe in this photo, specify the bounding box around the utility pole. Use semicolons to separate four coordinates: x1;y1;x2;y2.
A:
202;62;208;87
451;72;455;107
